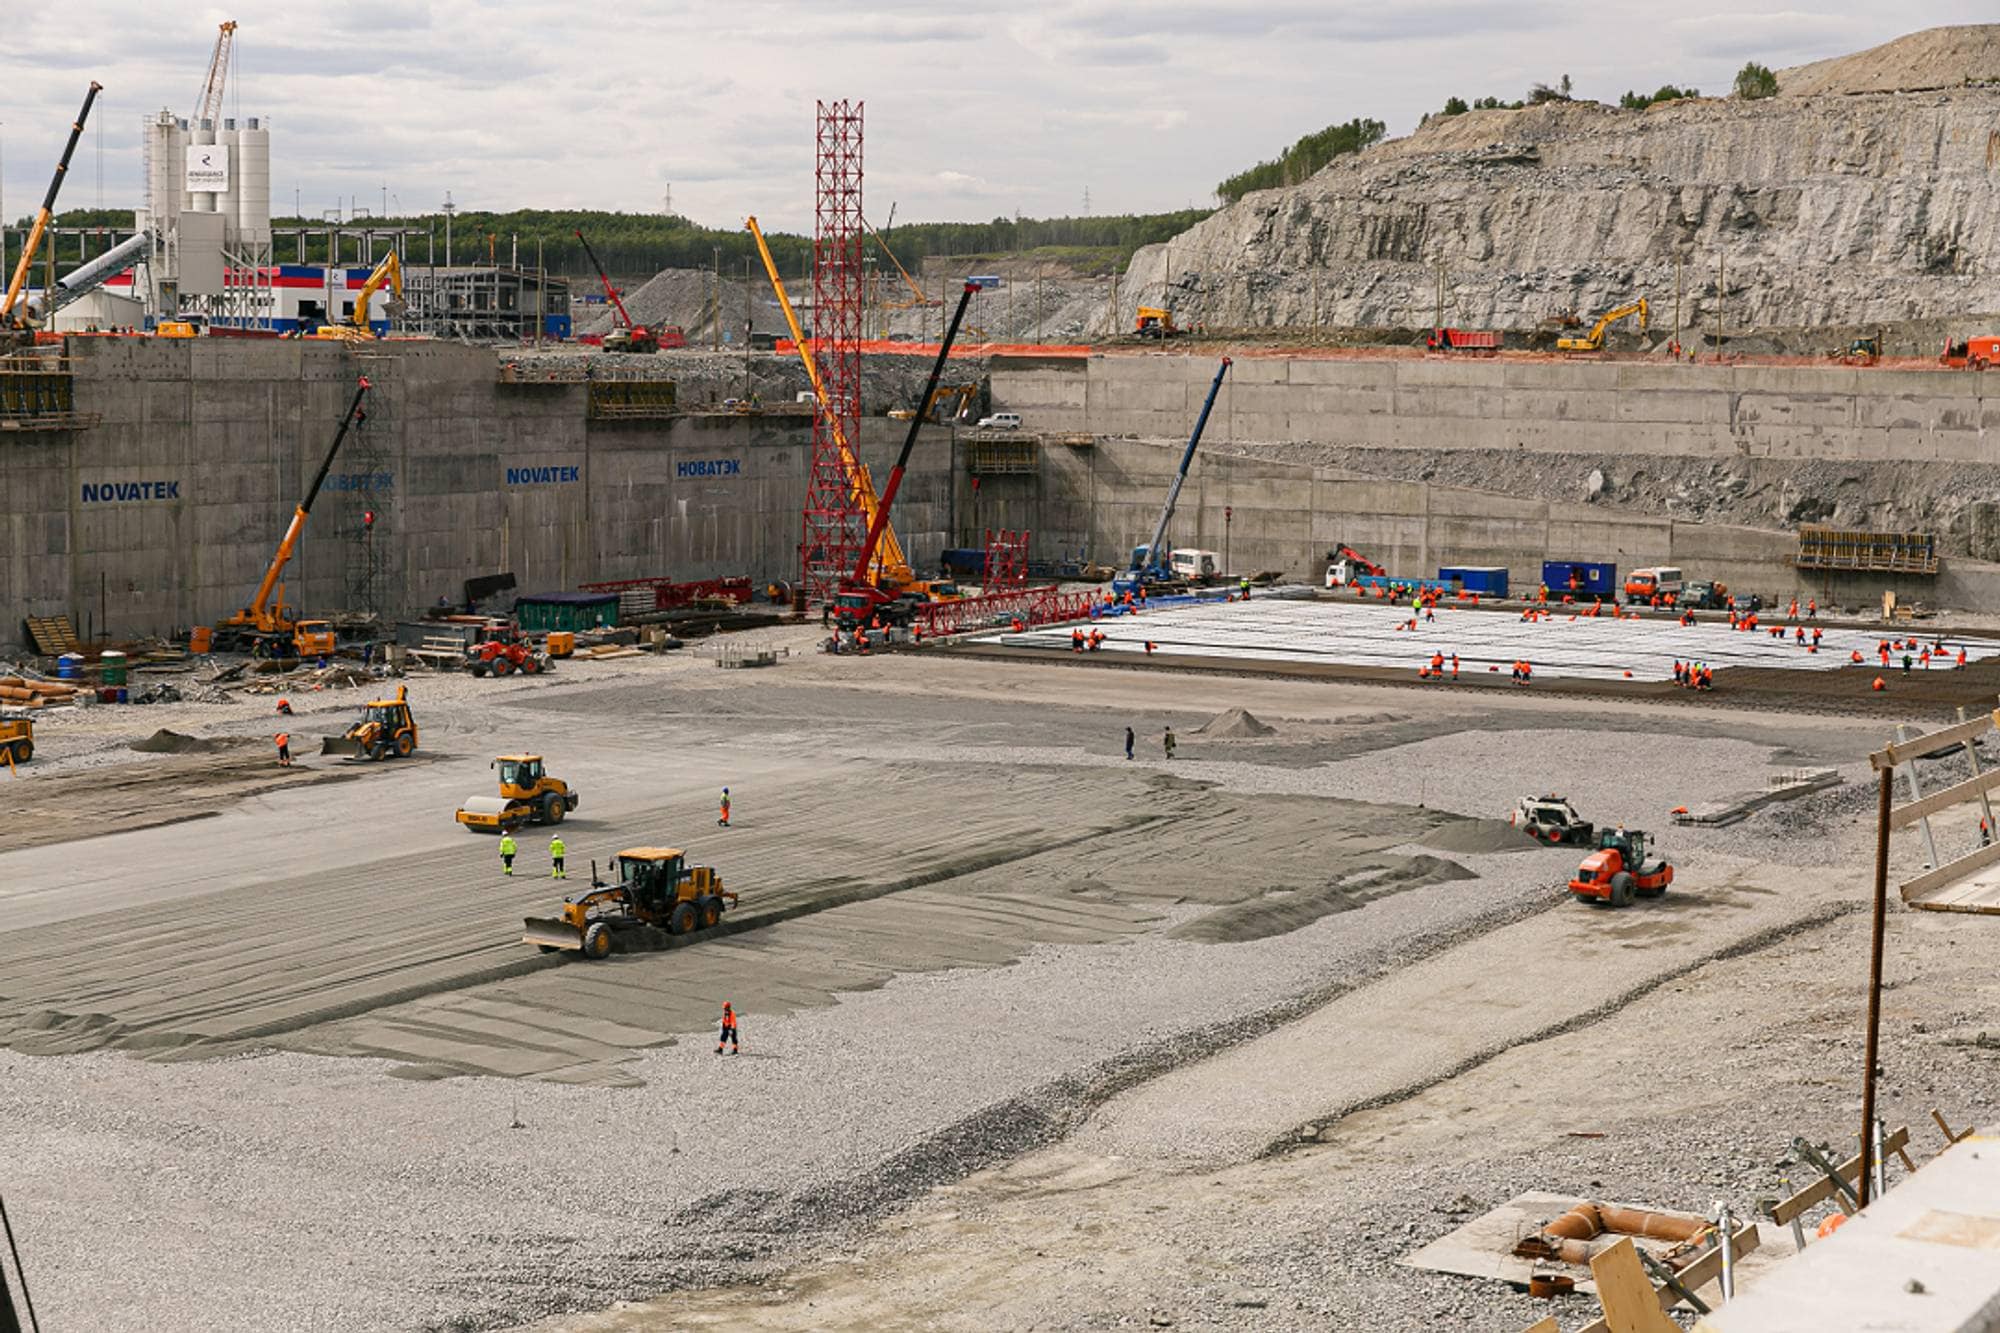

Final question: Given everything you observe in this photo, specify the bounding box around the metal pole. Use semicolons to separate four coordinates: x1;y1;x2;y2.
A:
1860;762;1893;1207
1872;1117;1889;1201
1715;1203;1736;1301
1;1189;41;1333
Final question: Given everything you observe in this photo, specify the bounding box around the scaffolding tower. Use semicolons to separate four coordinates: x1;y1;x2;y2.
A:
800;99;867;605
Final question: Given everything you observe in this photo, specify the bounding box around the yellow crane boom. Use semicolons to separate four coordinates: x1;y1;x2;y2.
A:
861;214;937;310
744;216;912;586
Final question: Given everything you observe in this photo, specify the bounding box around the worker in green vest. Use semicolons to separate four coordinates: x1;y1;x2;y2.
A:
499;831;517;876
549;833;567;880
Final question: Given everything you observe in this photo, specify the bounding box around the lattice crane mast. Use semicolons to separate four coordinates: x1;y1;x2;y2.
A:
192;21;238;126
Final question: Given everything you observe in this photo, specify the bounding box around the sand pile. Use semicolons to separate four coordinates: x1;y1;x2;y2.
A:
1415;818;1540;855
130;730;237;755
1196;707;1276;738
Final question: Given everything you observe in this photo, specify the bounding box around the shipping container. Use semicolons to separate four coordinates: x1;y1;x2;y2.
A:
1438;565;1510;597
512;592;620;634
1541;560;1617;598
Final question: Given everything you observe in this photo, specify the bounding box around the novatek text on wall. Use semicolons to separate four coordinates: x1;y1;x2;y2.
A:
82;479;182;503
506;465;580;485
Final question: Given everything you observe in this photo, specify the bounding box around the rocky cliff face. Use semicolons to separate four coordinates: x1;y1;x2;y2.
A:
1124;28;2000;335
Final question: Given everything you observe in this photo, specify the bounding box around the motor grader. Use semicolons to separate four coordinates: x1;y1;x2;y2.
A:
455;755;578;832
523;847;734;959
321;684;418;760
1569;826;1674;908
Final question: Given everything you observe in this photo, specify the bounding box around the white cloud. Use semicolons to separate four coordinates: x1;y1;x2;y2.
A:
0;1;1986;231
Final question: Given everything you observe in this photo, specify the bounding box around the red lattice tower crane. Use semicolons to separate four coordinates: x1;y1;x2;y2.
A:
800;100;868;604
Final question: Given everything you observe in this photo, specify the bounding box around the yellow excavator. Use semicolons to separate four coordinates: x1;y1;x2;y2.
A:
745;216;961;610
213;376;370;652
1557;298;1649;353
312;251;404;342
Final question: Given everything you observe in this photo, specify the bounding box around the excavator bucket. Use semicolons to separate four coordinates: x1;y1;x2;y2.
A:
522;917;584;952
320;734;367;757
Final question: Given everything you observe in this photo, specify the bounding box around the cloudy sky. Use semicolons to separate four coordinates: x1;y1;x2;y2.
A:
0;1;1989;233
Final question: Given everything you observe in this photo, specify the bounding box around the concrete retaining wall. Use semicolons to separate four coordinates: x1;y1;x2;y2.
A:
965;434;2000;610
0;340;952;640
990;353;2000;463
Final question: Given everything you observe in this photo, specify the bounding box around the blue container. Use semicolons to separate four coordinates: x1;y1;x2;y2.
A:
56;654;83;680
1541;560;1617;598
1438;565;1510;597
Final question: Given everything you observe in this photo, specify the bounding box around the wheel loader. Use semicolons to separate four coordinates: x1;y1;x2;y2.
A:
1569;827;1673;908
456;755;579;832
523;847;734;959
320;684;418;760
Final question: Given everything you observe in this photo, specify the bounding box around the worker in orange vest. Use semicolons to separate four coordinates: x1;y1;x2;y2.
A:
1807;598;1817;619
274;731;292;767
1450;654;1460;680
716;1002;740;1055
1430;651;1445;676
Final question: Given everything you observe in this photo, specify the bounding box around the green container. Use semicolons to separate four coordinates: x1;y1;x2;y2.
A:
512;594;619;634
99;650;128;686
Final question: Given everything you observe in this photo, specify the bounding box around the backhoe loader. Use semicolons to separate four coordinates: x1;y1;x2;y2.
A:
321;684;418;760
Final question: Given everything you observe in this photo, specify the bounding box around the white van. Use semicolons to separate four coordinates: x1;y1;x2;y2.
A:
976;411;1022;430
1171;548;1221;583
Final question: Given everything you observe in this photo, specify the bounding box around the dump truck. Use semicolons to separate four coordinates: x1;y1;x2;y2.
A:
1135;306;1180;338
523;846;735;958
1569;826;1674;907
321;684;418;760
1425;327;1501;354
1940;336;2000;370
456;755;578;832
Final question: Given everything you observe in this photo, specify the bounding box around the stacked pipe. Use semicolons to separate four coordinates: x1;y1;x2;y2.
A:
0;676;81;708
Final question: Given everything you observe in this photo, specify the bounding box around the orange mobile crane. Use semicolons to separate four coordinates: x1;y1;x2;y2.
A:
212;376;372;653
0;82;103;337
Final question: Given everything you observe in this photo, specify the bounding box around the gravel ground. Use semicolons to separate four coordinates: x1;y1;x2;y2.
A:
0;648;1959;1332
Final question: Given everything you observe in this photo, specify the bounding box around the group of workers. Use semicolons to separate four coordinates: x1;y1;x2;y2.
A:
1671;661;1715;690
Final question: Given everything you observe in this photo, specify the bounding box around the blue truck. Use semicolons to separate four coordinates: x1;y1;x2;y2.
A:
1438;565;1510;597
1541;560;1617;598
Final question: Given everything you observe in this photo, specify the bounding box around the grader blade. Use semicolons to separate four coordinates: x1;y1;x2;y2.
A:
522;917;583;952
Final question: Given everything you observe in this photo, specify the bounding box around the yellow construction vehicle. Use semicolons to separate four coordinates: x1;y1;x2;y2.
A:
312;251;403;341
0;719;33;766
155;319;204;338
1135;306;1180;338
1557;299;1649;352
214;377;370;652
456;754;579;832
523;847;735;958
321;684;418;760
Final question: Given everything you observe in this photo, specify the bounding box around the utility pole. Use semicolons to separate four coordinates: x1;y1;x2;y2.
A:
712;244;722;351
536;236;544;346
1674;254;1683;358
442;192;456;268
1714;252;1724;358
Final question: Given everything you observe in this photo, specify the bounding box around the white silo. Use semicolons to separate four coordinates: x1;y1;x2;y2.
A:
235;118;271;244
189;120;216;213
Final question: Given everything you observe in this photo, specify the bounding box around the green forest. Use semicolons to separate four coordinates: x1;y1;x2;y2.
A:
17;205;1212;279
